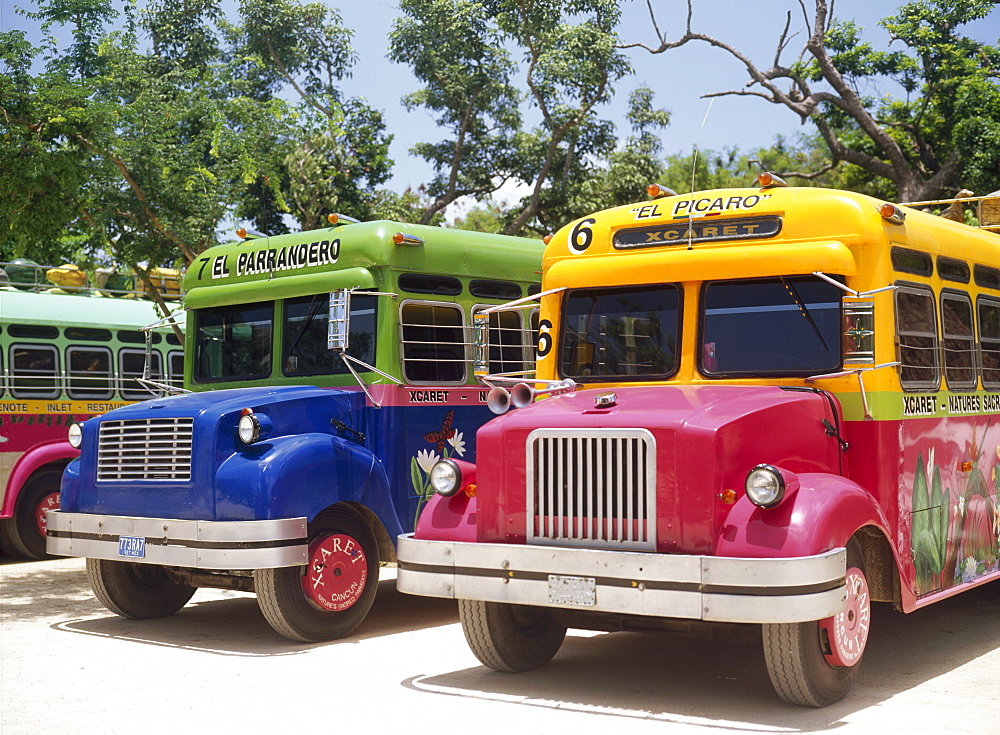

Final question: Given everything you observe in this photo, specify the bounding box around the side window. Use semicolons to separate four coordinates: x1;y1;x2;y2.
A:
10;344;59;399
282;293;377;376
194;302;273;382
67;346;113;399
119;348;162;399
168;351;185;390
979;297;1000;390
940;292;976;391
473;306;530;375
895;285;940;391
399;301;466;384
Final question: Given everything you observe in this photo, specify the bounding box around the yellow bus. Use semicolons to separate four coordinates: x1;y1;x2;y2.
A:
397;179;1000;707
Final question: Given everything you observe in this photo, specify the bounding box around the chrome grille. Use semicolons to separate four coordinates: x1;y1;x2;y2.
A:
97;418;194;481
526;428;656;550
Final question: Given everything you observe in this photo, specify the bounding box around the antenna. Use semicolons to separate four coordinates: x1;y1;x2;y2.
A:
687;98;715;250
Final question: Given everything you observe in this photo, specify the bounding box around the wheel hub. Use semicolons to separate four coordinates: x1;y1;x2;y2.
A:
302;533;368;612
820;566;870;667
34;492;60;538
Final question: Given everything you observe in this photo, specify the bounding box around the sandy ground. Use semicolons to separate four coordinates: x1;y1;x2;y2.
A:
1;556;997;735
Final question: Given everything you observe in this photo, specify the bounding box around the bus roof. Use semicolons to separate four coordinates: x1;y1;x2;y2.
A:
184;219;545;309
544;186;1000;285
0;289;179;330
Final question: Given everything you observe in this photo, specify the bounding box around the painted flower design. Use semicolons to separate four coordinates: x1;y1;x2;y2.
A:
447;431;466;457
416;448;440;474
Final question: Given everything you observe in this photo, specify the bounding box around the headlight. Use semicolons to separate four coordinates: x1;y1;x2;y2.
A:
238;413;262;444
67;422;84;449
745;464;786;508
429;459;461;496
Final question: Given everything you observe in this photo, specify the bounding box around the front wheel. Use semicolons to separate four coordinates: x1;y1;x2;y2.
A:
254;506;379;642
459;599;567;672
86;558;197;619
762;541;870;707
6;469;62;560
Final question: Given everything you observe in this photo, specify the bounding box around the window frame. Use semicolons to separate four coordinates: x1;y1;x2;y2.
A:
894;282;941;392
9;343;60;399
66;345;115;400
398;299;468;385
471;303;532;376
118;347;163;400
977;295;1000;391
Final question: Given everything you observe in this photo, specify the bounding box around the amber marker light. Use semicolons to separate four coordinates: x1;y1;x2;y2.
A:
543;234;553;245
646;183;677;199
392;232;424;246
236;227;248;239
880;202;906;225
719;488;737;505
758;171;787;188
464;484;477;498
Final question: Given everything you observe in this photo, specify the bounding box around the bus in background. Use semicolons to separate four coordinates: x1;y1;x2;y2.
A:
47;218;544;642
397;180;1000;707
1;263;183;560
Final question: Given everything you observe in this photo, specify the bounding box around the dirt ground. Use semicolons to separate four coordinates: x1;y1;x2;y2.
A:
2;556;998;735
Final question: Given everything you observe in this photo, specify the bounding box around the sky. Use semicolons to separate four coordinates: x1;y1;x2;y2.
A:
4;0;999;208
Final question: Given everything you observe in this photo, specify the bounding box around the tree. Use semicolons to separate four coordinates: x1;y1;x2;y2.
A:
394;0;666;236
389;0;523;224
235;0;394;231
624;0;1000;200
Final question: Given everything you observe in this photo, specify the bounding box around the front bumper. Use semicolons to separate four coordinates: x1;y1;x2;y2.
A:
47;511;308;570
397;534;847;624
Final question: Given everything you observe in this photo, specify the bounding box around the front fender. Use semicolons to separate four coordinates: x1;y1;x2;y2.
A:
215;434;394;531
715;473;891;558
414;490;478;542
3;441;78;516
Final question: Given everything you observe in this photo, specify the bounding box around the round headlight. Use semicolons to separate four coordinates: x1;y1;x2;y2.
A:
745;464;785;509
429;459;461;497
67;422;84;449
238;413;261;444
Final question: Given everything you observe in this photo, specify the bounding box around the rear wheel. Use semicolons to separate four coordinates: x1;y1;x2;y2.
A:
6;469;62;560
255;505;378;642
762;540;870;707
86;558;196;619
459;599;567;672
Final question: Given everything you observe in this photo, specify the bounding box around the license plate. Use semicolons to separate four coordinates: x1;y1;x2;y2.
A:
118;536;146;558
548;574;596;606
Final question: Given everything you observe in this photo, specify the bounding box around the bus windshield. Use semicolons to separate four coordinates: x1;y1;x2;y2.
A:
559;284;681;380
700;275;842;376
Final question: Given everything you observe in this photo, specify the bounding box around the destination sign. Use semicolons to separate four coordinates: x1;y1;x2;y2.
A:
613;216;782;250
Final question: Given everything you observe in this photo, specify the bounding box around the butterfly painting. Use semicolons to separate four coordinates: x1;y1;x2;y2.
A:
424;410;456;450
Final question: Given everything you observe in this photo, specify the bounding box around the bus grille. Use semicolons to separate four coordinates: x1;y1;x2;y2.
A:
97;418;194;482
526;429;656;550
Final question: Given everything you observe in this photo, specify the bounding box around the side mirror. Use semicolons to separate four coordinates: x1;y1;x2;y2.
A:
327;290;350;352
473;311;490;377
843;298;875;366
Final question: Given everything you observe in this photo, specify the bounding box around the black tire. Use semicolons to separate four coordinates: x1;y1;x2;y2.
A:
762;541;868;707
254;505;379;642
6;469;62;560
459;599;567;672
86;558;197;619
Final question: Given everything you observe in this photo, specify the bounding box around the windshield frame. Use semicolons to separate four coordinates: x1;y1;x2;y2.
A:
698;274;844;378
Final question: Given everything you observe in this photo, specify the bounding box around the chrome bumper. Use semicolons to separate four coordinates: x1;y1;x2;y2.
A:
46;511;308;570
396;534;847;624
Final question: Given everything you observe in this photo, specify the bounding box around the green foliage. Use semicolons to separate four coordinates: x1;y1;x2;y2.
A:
2;0;392;271
821;0;1000;196
911;452;948;593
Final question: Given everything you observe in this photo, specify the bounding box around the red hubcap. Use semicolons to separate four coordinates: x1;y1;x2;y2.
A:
820;566;870;667
302;533;368;612
34;492;60;538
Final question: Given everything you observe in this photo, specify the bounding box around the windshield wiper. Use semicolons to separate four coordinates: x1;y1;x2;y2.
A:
285;295;325;358
780;277;830;352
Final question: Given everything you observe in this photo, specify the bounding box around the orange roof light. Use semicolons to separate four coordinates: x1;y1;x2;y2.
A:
392;232;424;246
880;202;906;225
646;183;677;199
543;234;553;245
236;228;248;239
758;172;787;188
327;213;360;225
